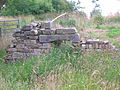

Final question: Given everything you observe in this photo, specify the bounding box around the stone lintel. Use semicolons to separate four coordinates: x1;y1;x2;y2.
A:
39;33;80;43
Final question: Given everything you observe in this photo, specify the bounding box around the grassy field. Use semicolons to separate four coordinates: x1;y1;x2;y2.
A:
0;13;120;90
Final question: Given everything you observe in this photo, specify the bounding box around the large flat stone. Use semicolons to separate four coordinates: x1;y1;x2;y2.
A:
24;30;38;36
39;33;80;43
55;28;77;34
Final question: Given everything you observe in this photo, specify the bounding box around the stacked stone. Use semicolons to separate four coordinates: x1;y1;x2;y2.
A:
5;21;80;62
80;39;116;51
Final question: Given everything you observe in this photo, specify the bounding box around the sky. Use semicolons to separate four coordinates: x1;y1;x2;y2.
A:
68;0;120;17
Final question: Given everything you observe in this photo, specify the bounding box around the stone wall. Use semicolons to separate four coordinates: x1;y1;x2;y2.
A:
5;21;80;62
5;21;118;62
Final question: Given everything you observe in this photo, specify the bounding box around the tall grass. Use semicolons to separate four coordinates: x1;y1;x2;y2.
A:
0;12;120;89
0;42;120;89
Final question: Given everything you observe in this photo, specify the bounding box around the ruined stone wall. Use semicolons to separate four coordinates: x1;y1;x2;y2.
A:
5;21;118;62
80;39;115;51
5;21;80;62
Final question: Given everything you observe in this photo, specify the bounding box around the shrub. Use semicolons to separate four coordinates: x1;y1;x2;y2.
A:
93;15;104;28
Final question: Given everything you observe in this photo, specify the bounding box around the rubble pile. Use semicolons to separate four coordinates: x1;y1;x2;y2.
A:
80;39;117;51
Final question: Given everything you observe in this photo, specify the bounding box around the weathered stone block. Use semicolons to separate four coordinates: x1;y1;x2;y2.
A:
6;48;17;53
39;33;80;43
13;32;24;37
55;28;77;34
8;44;16;48
16;44;25;49
17;48;34;53
25;36;39;40
23;40;37;44
21;25;33;31
12;39;24;44
40;29;55;35
41;43;51;49
5;52;27;61
26;43;42;49
24;30;38;36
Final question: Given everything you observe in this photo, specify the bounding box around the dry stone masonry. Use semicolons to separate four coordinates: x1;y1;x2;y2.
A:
80;39;117;51
5;21;80;62
5;21;119;62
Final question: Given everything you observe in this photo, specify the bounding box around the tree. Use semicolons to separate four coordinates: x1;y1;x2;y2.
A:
93;14;104;27
1;0;75;16
90;0;101;17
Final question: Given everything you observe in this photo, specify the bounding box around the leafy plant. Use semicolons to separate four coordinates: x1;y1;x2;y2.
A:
93;15;104;28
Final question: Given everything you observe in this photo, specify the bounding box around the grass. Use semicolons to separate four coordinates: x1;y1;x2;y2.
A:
107;29;120;38
0;13;120;89
0;42;120;89
95;26;108;29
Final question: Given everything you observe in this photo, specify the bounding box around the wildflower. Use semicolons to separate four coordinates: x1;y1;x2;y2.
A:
112;57;117;59
68;85;72;88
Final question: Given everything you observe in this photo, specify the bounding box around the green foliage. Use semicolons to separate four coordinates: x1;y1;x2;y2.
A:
1;0;75;16
93;15;104;27
59;19;76;27
52;0;75;12
108;15;120;23
95;26;108;29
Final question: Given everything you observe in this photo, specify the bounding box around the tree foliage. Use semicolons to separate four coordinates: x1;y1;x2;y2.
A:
1;0;75;16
